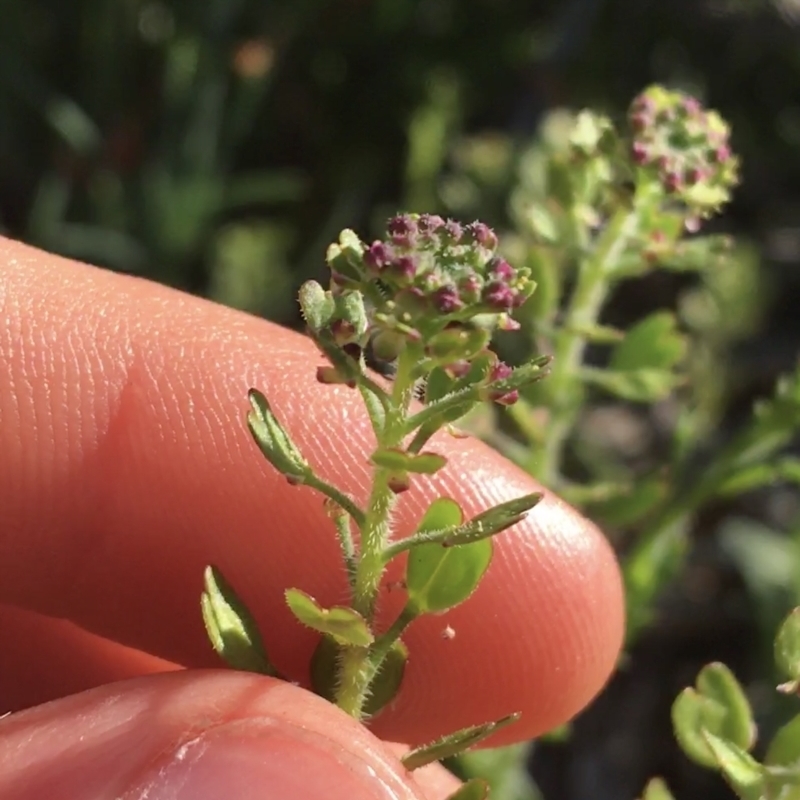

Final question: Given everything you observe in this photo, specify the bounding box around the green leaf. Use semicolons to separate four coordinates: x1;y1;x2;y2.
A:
325;229;365;281
425;367;458;405
310;635;408;717
201;565;277;676
406;540;493;615
567;322;625;344
402;714;521;770
439;493;543;547
413;497;464;535
523;248;561;324
247;389;311;482
444;778;490;800
402;499;493;614
776;608;800;690
611;312;686;372
366;638;409;717
640;778;676;800
371;448;448;475
526;204;559;244
285;589;374;647
581;365;679;402
672;663;755;769
297;280;335;332
766;713;800;768
712;457;800;498
334;290;369;339
703;732;765;800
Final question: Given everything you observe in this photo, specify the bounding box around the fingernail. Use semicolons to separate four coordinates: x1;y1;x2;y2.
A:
133;719;408;800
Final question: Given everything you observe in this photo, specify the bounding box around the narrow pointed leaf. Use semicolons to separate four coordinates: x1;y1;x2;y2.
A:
441;493;543;546
611;312;686;372
776;608;800;687
286;589;374;647
444;779;490;800
703;732;765;800
247;390;310;482
201;565;277;675
401;714;521;770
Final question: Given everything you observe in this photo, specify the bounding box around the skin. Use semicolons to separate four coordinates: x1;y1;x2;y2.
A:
0;237;625;799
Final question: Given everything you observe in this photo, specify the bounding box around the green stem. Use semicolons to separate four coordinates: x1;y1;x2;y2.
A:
332;512;357;588
369;605;417;672
535;205;641;486
304;474;365;528
335;345;419;718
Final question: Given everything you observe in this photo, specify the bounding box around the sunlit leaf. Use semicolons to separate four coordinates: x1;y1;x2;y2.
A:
402;714;521;770
201;565;277;675
405;498;492;614
703;732;764;800
285;589;374;647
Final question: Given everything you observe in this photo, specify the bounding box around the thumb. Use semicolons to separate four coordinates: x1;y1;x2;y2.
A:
0;671;458;800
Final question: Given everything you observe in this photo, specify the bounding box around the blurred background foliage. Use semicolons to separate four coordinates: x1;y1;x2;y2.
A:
3;1;800;798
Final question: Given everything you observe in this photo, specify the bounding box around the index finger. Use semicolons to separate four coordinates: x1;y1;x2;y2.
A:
0;238;624;745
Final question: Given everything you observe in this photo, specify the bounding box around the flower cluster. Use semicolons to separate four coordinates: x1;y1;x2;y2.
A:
315;214;536;404
628;85;739;219
328;214;534;339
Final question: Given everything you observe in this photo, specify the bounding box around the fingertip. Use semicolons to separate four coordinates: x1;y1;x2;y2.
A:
0;672;430;800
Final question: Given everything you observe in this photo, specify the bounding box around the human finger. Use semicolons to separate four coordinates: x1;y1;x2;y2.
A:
0;238;624;745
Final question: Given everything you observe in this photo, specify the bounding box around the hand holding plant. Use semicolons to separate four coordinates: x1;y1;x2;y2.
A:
0;238;624;798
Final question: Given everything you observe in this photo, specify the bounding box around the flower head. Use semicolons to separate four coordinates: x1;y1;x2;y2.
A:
628;85;739;219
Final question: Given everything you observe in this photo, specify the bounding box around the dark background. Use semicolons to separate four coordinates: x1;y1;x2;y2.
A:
2;1;799;798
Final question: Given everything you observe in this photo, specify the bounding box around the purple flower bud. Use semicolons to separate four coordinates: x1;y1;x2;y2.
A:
492;389;519;406
679;97;702;118
418;214;445;233
364;241;392;272
483;281;516;310
458;274;483;302
498;314;521;331
664;170;682;193
710;144;731;164
387;214;418;248
684;166;707;186
390;255;418;280
630;113;649;133
490;362;513;382
488;361;518;405
443;219;463;243
388;473;411;494
446;360;472;378
432;284;463;314
488;258;515;282
631;141;650;164
466;221;498;251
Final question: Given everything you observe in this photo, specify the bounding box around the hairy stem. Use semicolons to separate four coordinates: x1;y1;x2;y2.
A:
335;345;419;718
536;205;641;486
